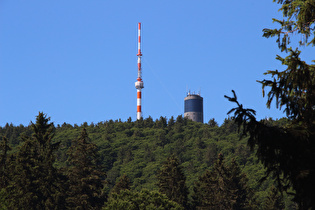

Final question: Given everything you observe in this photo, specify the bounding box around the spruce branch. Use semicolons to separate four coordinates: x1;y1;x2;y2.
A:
224;90;257;136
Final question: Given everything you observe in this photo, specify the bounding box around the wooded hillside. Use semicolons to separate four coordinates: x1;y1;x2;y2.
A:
0;114;295;209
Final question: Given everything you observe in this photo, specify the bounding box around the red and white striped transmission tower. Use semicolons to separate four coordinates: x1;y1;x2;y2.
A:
135;22;144;120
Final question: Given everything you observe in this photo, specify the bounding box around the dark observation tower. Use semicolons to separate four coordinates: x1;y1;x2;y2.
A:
184;92;203;123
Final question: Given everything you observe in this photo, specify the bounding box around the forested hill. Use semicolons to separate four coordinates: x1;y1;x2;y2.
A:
0;115;294;209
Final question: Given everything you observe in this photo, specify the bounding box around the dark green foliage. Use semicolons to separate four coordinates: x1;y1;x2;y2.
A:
0;137;11;210
208;118;218;127
0;188;8;210
0;114;297;208
168;116;175;127
259;48;315;122
144;144;155;161
226;89;315;209
66;128;106;209
7;112;66;209
156;155;189;208
111;174;131;195
99;139;117;172
0;123;30;146
225;0;315;209
204;143;217;166
264;185;285;210
235;144;250;166
144;116;154;128
117;144;134;164
193;154;256;210
104;189;183;210
154;116;168;129
156;129;168;147
0;136;10;189
221;117;238;133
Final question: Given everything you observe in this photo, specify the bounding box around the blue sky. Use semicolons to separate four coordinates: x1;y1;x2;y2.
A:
0;1;314;126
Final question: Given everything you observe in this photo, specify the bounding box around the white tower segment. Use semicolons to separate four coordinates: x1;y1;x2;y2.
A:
135;22;144;120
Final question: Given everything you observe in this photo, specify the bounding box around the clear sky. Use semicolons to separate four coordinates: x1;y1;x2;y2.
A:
0;0;314;126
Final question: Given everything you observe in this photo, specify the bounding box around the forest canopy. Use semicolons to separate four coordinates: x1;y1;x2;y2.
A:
0;113;293;209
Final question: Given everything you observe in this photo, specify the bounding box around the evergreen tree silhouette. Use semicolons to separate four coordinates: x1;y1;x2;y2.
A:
66;128;106;209
111;174;131;195
264;185;285;210
157;155;189;208
193;154;255;209
8;112;66;209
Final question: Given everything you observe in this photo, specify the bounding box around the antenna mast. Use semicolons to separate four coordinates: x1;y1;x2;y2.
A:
135;22;144;120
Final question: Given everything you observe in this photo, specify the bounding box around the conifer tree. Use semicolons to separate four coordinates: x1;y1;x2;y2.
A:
111;174;131;195
228;159;256;209
193;154;255;210
264;185;285;210
225;0;315;208
208;118;218;127
0;136;11;189
7;112;66;209
104;189;183;210
204;143;217;166
168;116;175;127
156;155;189;208
0;136;11;209
66;128;106;209
144;116;154;128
